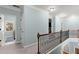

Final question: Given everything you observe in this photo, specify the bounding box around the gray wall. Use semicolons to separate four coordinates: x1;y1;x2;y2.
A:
21;6;49;46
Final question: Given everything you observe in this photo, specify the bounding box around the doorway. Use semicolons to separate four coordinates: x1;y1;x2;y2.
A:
48;18;52;33
5;20;16;45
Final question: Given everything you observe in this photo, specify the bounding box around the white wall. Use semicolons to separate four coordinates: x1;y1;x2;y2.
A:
54;16;61;32
51;15;79;38
21;6;49;46
54;15;79;28
65;17;79;37
66;18;79;30
60;15;79;37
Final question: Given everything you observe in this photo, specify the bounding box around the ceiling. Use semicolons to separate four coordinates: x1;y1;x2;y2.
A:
34;5;79;18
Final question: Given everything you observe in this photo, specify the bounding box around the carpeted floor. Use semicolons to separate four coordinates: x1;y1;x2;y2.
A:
0;43;37;54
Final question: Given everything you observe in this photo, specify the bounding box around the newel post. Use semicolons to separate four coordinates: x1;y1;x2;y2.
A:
37;33;40;54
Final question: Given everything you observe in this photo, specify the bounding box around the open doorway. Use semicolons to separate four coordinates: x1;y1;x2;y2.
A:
4;20;16;45
48;18;52;33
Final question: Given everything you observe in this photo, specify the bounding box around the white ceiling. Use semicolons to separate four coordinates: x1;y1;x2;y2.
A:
34;5;79;17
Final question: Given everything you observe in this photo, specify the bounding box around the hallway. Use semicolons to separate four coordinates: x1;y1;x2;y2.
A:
0;5;79;54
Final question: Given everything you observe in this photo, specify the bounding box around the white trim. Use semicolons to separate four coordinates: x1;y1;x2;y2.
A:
23;42;37;48
15;40;21;44
5;41;15;45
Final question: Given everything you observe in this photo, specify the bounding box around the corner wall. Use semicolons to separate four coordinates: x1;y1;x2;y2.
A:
21;6;49;46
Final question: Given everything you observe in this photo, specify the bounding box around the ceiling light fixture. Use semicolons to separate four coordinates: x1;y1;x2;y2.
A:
49;8;56;12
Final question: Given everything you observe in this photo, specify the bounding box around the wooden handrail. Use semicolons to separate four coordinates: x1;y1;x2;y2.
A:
38;32;59;37
38;30;69;37
39;33;54;36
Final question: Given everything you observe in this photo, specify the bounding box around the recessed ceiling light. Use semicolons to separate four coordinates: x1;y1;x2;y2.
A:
48;6;56;13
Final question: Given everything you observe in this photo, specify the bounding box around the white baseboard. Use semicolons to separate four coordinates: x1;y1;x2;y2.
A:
5;41;15;45
15;41;21;44
23;42;37;48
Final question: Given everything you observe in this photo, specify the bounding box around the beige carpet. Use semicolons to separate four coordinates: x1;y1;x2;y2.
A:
0;43;37;54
